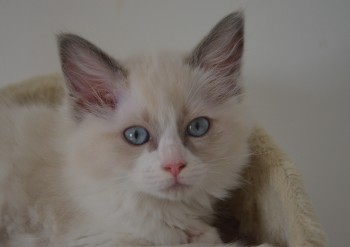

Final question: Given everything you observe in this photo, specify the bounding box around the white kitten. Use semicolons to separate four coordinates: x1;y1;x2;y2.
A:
0;12;269;247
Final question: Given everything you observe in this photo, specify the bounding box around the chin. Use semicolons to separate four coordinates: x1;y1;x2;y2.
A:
145;183;196;201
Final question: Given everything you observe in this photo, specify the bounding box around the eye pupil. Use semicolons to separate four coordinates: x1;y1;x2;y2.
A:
195;121;200;130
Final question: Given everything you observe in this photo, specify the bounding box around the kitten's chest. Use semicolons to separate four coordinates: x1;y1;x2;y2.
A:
72;196;213;246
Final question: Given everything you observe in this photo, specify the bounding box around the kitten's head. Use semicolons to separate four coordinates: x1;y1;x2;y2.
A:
59;12;252;202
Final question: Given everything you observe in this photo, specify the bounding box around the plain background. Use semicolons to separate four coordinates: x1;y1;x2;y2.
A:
0;0;349;246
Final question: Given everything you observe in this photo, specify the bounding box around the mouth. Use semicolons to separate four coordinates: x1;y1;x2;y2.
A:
163;181;190;193
146;178;194;200
163;179;191;193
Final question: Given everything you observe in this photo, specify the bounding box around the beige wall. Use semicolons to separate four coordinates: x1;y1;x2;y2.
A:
1;0;349;245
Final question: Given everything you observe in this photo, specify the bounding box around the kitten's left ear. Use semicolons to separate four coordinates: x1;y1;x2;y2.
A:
187;12;244;102
58;33;127;117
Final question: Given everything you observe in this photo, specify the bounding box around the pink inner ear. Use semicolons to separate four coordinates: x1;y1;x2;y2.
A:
66;71;118;111
74;85;117;110
63;51;119;111
202;32;243;76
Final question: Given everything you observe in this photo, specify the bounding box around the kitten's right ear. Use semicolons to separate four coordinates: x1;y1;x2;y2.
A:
58;33;127;117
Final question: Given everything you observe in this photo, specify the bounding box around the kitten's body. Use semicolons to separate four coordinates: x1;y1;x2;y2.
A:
0;13;268;247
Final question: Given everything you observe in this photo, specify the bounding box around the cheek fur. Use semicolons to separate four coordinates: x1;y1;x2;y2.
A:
177;157;207;186
183;109;252;194
187;106;250;164
66;118;145;181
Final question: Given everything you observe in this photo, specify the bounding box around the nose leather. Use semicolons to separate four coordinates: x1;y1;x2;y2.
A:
163;163;186;177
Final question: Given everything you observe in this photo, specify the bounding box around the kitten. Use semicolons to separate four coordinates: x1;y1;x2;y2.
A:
0;12;269;247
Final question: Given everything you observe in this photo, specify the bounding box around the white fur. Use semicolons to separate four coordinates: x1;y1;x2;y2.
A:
0;54;258;247
0;13;271;247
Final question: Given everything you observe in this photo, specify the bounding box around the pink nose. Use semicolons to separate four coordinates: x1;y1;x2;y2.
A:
163;163;186;177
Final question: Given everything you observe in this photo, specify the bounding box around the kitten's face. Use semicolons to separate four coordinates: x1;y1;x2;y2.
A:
67;55;250;201
60;12;251;201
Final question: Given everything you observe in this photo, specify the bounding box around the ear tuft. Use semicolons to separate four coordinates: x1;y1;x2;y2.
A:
57;33;127;117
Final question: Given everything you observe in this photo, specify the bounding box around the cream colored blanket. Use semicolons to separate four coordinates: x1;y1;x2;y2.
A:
0;75;326;247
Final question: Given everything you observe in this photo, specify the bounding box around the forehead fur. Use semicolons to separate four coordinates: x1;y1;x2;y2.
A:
122;53;191;129
122;53;225;125
125;53;190;108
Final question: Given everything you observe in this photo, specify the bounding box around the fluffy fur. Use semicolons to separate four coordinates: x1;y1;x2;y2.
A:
0;12;270;247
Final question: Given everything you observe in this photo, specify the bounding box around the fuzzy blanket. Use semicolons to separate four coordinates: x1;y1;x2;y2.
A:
0;75;326;247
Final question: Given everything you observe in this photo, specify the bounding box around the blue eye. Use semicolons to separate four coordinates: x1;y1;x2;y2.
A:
187;117;210;137
123;126;150;145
